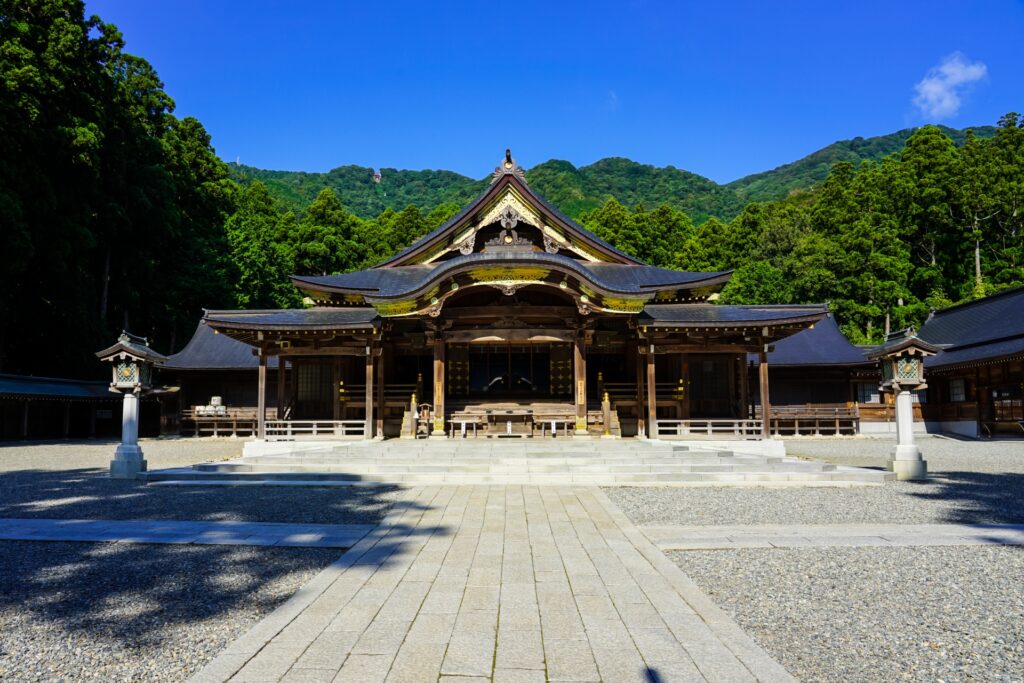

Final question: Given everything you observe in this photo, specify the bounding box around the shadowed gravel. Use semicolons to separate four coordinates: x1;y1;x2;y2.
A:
0;439;402;525
0;540;339;682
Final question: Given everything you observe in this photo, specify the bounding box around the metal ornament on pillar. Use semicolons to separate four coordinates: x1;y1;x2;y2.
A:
95;331;170;479
867;328;941;481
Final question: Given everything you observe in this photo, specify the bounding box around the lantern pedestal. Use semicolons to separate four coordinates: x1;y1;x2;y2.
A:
111;391;147;479
886;388;927;480
111;446;147;479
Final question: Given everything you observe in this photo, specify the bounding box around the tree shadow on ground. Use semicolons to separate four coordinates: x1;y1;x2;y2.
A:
0;467;401;524
0;478;448;646
905;471;1024;525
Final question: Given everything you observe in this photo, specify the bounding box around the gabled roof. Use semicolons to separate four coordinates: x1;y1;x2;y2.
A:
377;164;642;267
293;253;730;300
203;308;378;331
920;286;1024;369
757;314;873;366
164;323;280;371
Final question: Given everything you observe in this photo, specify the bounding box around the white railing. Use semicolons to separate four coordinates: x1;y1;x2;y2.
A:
653;419;763;439
264;420;366;440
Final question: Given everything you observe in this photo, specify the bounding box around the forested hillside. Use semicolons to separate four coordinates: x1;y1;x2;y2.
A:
2;1;1022;378
229;127;993;222
727;125;996;202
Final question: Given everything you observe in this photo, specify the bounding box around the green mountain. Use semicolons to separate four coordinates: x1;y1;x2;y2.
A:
727;125;996;202
228;124;994;222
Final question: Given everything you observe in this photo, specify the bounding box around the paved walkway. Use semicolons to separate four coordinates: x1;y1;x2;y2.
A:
642;523;1024;550
0;518;374;548
192;486;795;683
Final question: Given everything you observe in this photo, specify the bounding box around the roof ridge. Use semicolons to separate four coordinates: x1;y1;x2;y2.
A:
931;285;1024;316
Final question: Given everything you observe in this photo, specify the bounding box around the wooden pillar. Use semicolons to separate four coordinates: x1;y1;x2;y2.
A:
364;348;374;439
332;358;342;420
574;334;587;435
432;337;446;436
375;347;385;437
257;352;267;440
21;400;29;439
63;401;71;439
759;348;771;439
635;343;646;437
646;344;657;438
679;355;690;419
739;353;750;419
89;403;97;437
277;357;287;419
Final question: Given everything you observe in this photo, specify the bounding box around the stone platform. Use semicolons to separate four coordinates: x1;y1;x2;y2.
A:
142;440;893;487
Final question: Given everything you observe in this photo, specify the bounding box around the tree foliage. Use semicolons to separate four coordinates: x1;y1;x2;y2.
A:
3;3;1022;378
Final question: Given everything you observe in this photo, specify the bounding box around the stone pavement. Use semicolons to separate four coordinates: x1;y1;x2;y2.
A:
192;486;795;682
0;518;374;548
641;523;1024;550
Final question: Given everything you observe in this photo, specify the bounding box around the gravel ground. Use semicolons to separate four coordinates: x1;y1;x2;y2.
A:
671;546;1024;683
0;439;402;525
606;437;1024;526
784;436;1024;473
0;540;339;682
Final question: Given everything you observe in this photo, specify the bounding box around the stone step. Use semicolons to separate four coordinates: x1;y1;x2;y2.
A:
143;469;891;486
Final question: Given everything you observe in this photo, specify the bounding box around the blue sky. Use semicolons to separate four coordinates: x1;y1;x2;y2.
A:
86;0;1024;183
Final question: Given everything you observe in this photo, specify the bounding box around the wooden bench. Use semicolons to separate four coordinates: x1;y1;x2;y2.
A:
535;415;575;438
449;412;486;438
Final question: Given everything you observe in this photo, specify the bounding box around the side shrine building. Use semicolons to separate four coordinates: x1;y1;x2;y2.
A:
178;152;828;442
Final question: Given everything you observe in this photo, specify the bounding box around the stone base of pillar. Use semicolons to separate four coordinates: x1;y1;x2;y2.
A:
110;444;146;479
431;429;446;438
888;445;927;480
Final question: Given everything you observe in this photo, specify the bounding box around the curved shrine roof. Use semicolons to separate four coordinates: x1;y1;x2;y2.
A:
292;252;731;300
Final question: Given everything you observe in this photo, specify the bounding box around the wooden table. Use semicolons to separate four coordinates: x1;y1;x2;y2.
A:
484;409;534;438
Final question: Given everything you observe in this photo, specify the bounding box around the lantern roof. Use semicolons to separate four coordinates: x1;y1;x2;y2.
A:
866;327;942;360
95;331;168;364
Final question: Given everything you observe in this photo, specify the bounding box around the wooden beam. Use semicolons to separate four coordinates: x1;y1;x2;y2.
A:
654;344;762;354
257;353;267;440
759;348;771;439
445;328;576;343
438;305;576;319
262;346;367;357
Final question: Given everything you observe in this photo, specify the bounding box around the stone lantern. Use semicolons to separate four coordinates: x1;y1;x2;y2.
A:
96;331;168;478
867;328;940;480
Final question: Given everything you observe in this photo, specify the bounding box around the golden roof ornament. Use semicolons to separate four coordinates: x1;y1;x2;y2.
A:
492;148;526;182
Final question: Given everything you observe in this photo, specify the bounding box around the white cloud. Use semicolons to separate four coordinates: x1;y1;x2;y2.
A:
913;52;987;119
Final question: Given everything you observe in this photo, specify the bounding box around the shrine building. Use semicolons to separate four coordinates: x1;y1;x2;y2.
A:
168;151;835;442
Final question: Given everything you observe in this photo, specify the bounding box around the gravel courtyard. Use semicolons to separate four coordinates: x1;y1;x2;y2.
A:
609;436;1024;682
0;439;400;682
0;439;402;525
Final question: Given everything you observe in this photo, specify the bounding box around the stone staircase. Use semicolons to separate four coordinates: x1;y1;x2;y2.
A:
141;440;893;486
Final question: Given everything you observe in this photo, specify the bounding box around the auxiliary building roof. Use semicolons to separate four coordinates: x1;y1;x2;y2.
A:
163;323;280;371
920;286;1024;369
750;315;874;367
639;303;828;327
